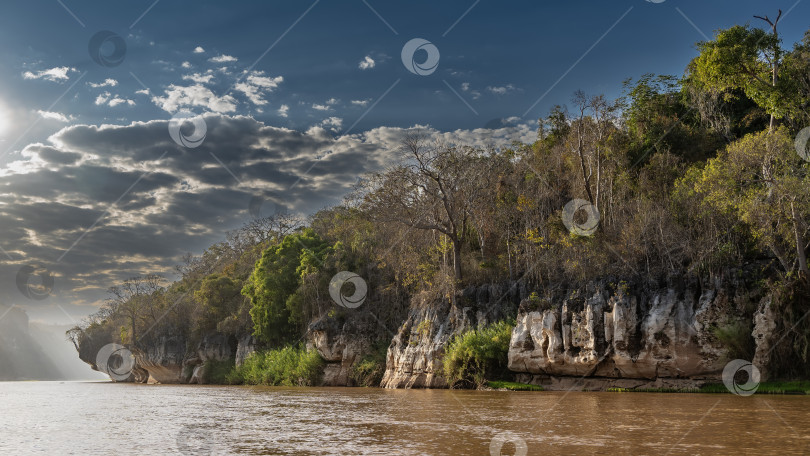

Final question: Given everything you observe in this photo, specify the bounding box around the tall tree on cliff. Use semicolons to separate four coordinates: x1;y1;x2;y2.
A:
691;128;810;277
363;135;489;281
689;10;795;131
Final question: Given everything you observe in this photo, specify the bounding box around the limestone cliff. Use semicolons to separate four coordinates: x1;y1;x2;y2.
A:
505;277;770;389
381;282;523;388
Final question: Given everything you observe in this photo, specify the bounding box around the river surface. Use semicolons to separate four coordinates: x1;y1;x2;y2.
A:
0;381;808;455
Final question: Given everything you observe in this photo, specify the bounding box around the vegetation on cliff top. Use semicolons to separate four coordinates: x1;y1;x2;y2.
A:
70;17;810;381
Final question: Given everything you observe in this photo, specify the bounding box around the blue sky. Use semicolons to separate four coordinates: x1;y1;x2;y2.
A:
1;0;807;142
0;0;807;322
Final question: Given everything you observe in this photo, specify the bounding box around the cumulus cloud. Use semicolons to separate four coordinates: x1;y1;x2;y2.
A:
461;82;481;99
0;116;418;310
487;84;517;95
312;104;331;111
320;117;343;131
193;46;205;53
37;111;73;122
351;99;370;107
209;54;237;63
358;56;375;70
0;115;534;317
182;72;215;84
151;84;237;113
234;71;284;106
94;92;135;107
23;66;77;82
88;79;118;88
181;61;192;69
278;105;290;117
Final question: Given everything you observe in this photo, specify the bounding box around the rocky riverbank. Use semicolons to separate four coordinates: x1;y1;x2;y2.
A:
74;269;783;390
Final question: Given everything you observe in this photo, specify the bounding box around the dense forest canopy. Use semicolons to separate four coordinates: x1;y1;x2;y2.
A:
70;17;810;372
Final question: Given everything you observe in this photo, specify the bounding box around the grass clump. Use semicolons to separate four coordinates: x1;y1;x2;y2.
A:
487;381;543;391
349;341;389;387
442;320;513;388
227;345;324;386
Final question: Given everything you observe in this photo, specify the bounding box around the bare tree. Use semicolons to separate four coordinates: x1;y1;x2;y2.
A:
364;134;487;281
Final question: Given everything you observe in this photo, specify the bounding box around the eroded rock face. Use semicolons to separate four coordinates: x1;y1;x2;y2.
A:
185;333;238;384
508;283;732;381
381;282;523;389
308;317;375;386
235;335;258;366
133;335;187;384
752;297;777;380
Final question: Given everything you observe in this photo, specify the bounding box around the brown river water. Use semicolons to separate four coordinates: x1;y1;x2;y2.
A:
0;381;807;455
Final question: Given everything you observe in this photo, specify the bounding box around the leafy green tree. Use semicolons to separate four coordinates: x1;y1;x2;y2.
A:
690;11;795;130
194;274;244;334
692;127;810;276
242;229;330;345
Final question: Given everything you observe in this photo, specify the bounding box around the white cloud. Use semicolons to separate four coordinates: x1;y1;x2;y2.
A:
234;71;284;105
320;117;343;131
95;92;135;107
23;66;76;82
326;98;338;105
461;82;470;91
108;97;135;107
312;103;331;111
135;89;150;96
94;92;111;105
351;99;370;107
182;72;215;84
209;54;237;63
193;46;205;53
181;61;192;69
358;55;375;70
37;110;73;122
88;79;118;88
487;84;517;95
151;84;238;113
278;105;290;117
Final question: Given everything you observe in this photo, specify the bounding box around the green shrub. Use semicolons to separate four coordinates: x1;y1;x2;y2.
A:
711;320;754;360
202;358;235;384
227;345;324;386
442;320;514;388
349;341;389;387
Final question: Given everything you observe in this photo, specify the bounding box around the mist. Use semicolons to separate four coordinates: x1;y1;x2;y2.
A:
0;304;107;381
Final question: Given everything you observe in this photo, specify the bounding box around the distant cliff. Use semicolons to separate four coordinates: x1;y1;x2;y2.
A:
0;305;62;381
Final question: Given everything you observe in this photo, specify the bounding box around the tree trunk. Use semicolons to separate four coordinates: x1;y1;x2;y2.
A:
452;239;463;281
791;201;809;277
